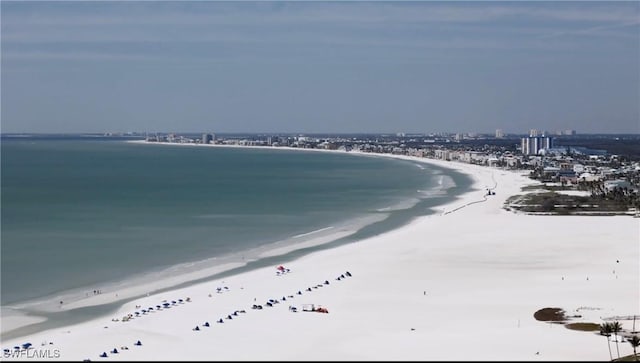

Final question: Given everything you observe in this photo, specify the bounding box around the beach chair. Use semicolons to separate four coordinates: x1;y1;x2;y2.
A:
99;352;107;358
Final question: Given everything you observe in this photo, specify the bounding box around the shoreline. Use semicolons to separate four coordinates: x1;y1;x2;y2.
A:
0;142;474;338
2;143;637;361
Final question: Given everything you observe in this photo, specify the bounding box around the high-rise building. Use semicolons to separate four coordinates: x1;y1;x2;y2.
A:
521;135;553;155
202;133;213;144
495;129;504;138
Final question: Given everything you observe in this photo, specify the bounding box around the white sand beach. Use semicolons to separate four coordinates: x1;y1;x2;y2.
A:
2;153;638;361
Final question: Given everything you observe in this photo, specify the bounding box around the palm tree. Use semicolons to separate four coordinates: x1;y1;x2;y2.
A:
628;335;640;362
611;321;623;359
601;322;613;361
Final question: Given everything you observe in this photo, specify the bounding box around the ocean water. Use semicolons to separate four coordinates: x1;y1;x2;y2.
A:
1;136;472;330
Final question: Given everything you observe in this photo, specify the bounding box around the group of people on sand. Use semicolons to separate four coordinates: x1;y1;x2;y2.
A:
92;340;141;360
276;265;292;276
194;270;353;329
112;297;192;323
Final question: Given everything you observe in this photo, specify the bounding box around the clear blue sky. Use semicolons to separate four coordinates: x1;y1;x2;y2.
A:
2;1;639;134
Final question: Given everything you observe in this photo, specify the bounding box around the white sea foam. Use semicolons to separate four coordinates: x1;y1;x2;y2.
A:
437;174;456;189
257;213;389;258
292;226;334;239
375;198;420;212
416;189;447;197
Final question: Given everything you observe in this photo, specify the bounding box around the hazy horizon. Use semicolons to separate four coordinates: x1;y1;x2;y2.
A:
2;1;639;135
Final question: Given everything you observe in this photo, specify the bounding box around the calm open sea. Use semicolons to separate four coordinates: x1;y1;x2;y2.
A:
1;136;472;320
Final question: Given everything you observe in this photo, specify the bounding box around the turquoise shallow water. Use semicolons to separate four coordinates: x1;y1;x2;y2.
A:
1;136;472;318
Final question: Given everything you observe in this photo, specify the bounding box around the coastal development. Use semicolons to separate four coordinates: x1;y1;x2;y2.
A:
1;132;638;361
3;0;638;360
142;130;640;217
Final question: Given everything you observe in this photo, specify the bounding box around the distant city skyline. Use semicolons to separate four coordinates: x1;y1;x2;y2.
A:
2;1;639;134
